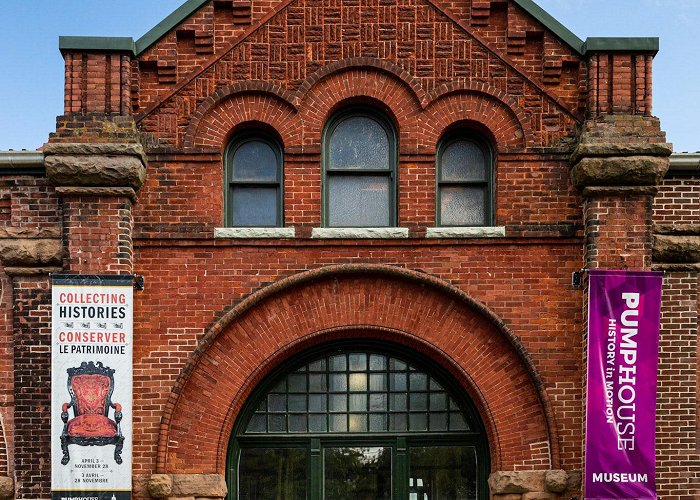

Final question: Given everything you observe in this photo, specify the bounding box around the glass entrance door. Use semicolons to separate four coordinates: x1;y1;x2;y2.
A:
229;344;489;500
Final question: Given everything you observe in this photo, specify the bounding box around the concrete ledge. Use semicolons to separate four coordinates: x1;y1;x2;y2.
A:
214;227;296;239
55;186;138;203
312;227;409;239
425;226;506;238
582;185;658;197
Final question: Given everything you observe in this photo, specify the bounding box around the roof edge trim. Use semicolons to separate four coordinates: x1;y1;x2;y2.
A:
583;37;659;55
59;36;135;55
512;0;585;54
134;0;210;55
0;151;46;176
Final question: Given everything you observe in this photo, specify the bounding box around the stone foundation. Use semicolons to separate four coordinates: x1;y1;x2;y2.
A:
147;474;226;500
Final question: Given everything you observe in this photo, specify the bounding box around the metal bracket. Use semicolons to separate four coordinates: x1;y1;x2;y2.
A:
572;270;585;287
133;275;145;291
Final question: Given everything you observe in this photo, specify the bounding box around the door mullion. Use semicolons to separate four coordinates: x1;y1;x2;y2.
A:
310;438;321;500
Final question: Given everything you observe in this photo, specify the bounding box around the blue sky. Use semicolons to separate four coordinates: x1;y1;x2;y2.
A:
0;0;697;151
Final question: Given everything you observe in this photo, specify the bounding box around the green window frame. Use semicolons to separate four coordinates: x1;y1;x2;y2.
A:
227;341;490;500
322;108;398;227
224;132;283;227
436;134;494;227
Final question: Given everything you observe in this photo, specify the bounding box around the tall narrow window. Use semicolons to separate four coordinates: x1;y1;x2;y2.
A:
225;133;283;227
323;109;397;227
437;135;493;226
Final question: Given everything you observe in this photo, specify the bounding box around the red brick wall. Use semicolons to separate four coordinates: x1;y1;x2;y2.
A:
61;195;134;274
11;277;51;499
656;272;699;499
0;270;12;477
654;176;700;225
128;242;584;479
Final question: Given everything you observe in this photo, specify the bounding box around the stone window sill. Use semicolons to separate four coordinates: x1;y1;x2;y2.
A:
311;227;410;239
425;226;506;238
214;227;296;238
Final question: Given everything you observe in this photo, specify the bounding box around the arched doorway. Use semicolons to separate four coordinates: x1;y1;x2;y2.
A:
227;340;489;500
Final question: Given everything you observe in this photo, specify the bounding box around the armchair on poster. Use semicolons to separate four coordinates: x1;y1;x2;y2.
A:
60;361;124;465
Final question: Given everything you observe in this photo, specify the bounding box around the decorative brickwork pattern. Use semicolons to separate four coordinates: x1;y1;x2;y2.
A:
135;0;581;147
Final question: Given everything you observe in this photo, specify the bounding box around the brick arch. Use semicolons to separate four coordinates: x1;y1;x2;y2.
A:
422;90;531;150
294;57;428;107
296;67;424;145
158;264;559;474
184;91;301;149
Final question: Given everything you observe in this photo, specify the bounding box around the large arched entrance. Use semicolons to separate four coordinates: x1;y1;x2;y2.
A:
227;339;489;499
158;265;558;493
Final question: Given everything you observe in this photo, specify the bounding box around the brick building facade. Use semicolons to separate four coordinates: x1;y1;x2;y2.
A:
0;0;698;498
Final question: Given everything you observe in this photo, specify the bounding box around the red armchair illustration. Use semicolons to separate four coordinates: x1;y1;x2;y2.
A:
60;361;124;465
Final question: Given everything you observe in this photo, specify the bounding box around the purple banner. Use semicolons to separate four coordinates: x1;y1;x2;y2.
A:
584;270;663;499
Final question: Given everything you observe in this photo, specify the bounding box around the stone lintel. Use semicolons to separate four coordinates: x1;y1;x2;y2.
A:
44;142;147;190
0;227;61;239
570;142;672;165
55;186;137;203
652;234;700;264
654;224;700;236
582;186;658;198
0;239;63;267
571;156;669;190
43;142;148;164
3;266;63;276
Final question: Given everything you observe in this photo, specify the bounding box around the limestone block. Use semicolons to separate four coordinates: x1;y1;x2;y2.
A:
653;234;700;263
0;239;62;267
489;471;546;494
493;495;522;500
544;469;568;493
570;142;672;164
43;143;148;164
0;476;14;499
522;493;555;500
571;156;669;189
566;470;582;491
45;154;146;190
148;474;173;498
171;474;227;498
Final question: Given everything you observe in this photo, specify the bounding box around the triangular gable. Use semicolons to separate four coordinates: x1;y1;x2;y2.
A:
132;0;585;57
134;0;584;123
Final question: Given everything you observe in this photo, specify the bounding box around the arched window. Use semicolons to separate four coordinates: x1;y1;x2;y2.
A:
225;132;283;227
323;109;397;227
228;343;489;499
436;134;493;226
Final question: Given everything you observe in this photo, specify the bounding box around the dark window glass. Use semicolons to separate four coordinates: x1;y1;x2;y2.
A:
437;136;492;227
324;111;396;227
238;448;307;500
226;134;282;227
324;447;392;500
409;446;478;500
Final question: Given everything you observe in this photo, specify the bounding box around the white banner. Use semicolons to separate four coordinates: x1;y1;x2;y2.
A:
51;275;133;500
